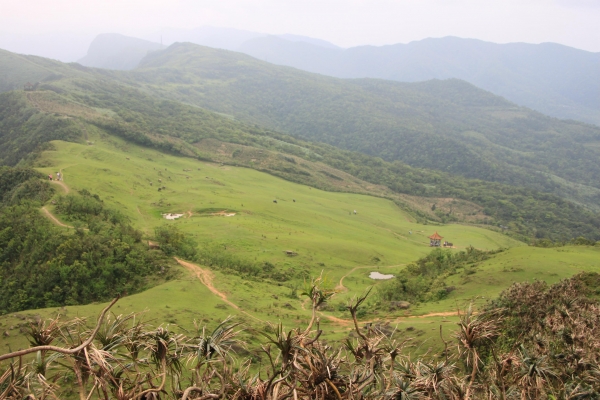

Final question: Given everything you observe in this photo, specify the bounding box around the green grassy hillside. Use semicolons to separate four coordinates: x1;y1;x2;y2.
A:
2;135;599;357
2;86;599;241
37;137;521;271
0;133;517;352
36;134;600;320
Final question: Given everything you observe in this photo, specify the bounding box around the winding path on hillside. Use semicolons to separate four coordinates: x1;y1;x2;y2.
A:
42;206;73;228
409;312;459;318
174;258;263;322
39;182;462;326
51;180;69;194
49;168;69;193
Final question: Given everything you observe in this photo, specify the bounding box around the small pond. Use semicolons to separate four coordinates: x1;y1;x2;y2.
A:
369;271;395;280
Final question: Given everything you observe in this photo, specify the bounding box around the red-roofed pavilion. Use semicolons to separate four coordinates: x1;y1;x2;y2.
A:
429;231;443;247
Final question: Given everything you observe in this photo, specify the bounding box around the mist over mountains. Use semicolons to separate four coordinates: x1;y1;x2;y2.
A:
76;28;339;70
0;31;95;62
140;26;340;52
4;26;597;126
77;33;166;70
74;30;600;126
240;35;600;125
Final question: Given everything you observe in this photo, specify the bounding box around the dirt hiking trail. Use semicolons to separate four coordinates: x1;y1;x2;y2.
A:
51;180;69;194
175;258;263;322
50;168;69;193
42;207;73;228
409;312;459;318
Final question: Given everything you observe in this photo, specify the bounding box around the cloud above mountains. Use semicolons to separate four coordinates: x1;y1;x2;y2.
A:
1;0;599;52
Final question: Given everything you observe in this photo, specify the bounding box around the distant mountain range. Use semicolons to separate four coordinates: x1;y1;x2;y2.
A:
5;27;597;125
76;32;600;126
76;28;338;70
140;26;340;52
240;36;600;126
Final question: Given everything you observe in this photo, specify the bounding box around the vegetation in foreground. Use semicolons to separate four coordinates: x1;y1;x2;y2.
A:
1;273;599;399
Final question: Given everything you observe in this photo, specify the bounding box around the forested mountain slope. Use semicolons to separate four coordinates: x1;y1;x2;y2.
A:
120;43;600;210
239;36;600;125
1;47;599;241
0;48;88;92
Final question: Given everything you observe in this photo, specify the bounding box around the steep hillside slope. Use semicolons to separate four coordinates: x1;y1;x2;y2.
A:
239;36;600;125
0;49;87;92
125;43;600;209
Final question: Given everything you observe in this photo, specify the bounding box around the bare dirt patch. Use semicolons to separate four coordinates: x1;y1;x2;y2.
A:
163;213;184;220
211;210;236;217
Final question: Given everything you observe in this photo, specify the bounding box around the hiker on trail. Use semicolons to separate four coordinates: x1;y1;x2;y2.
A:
56;172;61;181
48;174;53;181
354;210;357;215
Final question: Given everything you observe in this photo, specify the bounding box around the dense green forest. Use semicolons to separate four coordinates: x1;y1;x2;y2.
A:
0;167;175;314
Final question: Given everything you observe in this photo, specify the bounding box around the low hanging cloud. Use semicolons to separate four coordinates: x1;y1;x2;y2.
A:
1;0;599;54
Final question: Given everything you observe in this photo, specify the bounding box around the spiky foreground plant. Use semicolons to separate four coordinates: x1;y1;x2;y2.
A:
1;273;599;399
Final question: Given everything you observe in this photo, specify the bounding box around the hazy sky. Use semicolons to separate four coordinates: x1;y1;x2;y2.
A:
2;0;599;52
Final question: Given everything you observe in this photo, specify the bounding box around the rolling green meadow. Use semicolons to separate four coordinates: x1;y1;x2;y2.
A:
3;132;599;356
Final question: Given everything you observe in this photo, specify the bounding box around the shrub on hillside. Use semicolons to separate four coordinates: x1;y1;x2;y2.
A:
378;247;502;303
